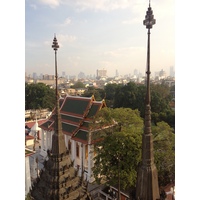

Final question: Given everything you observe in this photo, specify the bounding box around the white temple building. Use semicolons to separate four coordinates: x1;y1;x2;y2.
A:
37;95;106;182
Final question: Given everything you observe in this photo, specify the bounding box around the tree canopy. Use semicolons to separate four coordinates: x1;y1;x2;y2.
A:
92;107;143;190
113;82;175;129
25;83;55;110
92;107;175;191
70;81;85;89
152;121;175;187
82;86;105;101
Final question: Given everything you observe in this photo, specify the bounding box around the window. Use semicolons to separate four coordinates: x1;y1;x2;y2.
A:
85;145;88;159
76;142;79;157
68;140;71;153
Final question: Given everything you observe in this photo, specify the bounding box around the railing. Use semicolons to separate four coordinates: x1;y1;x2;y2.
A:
91;189;115;200
25;109;51;120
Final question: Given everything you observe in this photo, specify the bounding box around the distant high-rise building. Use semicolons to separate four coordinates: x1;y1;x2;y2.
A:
62;71;66;78
69;75;76;80
33;72;37;80
39;73;43;80
170;66;175;77
43;74;54;80
134;69;138;76
159;69;166;79
78;71;86;79
115;69;119;77
96;69;107;79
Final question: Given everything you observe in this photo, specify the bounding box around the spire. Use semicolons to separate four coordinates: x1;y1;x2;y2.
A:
135;2;160;200
51;35;66;155
30;36;91;200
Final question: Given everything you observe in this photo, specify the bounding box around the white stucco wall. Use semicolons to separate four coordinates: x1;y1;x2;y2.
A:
25;156;31;195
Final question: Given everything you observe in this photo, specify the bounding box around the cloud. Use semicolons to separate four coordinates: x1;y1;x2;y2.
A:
74;0;130;12
44;40;51;46
104;46;145;57
26;41;41;49
122;18;140;25
58;17;72;27
39;0;60;8
34;0;144;11
64;17;71;25
43;34;77;48
67;56;81;66
57;33;77;43
30;4;37;10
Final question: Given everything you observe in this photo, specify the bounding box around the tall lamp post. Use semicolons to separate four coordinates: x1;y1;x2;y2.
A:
135;1;160;200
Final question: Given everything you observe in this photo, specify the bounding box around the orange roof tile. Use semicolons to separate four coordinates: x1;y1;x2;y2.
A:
25;119;47;129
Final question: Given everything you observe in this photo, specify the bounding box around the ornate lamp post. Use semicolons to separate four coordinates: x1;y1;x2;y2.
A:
135;1;160;200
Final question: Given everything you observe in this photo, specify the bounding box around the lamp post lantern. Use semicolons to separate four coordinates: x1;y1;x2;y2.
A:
135;1;160;200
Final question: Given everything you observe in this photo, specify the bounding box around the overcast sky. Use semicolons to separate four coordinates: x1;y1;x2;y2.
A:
25;0;175;77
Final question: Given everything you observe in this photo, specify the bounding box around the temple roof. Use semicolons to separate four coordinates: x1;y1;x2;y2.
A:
25;119;47;129
39;95;106;143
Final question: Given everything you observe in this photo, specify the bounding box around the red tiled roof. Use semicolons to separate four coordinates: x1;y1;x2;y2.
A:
25;119;47;129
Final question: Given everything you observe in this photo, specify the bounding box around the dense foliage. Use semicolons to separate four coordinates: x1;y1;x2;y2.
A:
92;107;175;191
70;81;85;89
92;107;143;190
85;82;175;129
25;83;55;110
82;86;105;101
152;121;175;186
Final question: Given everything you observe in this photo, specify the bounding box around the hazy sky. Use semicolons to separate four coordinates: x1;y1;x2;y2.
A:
25;0;175;77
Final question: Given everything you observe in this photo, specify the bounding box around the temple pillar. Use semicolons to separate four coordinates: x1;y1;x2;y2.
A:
45;132;48;151
41;130;44;150
71;140;76;167
87;144;92;182
25;156;31;195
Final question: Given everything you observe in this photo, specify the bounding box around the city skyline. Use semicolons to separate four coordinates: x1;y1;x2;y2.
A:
25;0;174;77
26;66;175;80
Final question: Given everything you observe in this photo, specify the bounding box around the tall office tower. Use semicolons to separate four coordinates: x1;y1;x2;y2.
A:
170;66;175;77
33;72;37;80
96;69;107;79
159;69;166;79
134;69;138;76
78;71;86;79
62;71;66;78
39;73;43;80
116;69;119;77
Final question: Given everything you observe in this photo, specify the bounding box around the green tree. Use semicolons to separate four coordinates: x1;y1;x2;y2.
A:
70;81;85;89
82;87;105;101
25;83;55;110
113;82;174;129
92;107;175;193
152;121;175;187
92;108;143;194
104;83;119;107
